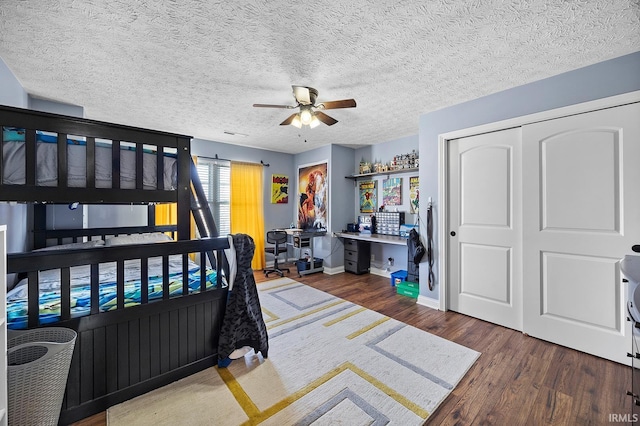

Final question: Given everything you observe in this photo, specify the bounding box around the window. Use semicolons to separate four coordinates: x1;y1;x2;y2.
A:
196;157;231;236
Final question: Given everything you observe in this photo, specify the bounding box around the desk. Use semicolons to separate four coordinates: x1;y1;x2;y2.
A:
335;232;407;246
337;232;410;276
284;229;326;276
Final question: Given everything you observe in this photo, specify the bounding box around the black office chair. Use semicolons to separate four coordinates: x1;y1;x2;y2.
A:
263;230;290;277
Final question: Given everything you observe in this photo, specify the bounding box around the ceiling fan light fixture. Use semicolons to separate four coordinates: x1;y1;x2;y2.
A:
300;108;313;126
291;114;302;128
309;115;320;129
254;86;356;129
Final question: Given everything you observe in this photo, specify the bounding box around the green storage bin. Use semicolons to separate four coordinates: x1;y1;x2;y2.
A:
396;281;419;298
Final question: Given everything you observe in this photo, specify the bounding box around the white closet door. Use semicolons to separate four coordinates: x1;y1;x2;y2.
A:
447;127;523;330
522;102;640;364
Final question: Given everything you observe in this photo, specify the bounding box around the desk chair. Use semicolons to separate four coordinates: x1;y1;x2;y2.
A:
263;230;290;277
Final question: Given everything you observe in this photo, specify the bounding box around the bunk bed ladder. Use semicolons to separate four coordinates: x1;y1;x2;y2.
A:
190;157;219;267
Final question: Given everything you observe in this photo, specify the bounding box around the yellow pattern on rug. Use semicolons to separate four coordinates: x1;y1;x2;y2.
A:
219;361;430;426
107;277;479;426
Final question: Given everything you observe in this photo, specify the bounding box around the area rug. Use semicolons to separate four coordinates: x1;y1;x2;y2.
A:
107;277;480;425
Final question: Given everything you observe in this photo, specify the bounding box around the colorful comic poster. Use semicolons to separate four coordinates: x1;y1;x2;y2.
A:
382;177;402;206
409;176;419;213
359;180;377;213
297;161;328;231
271;174;289;204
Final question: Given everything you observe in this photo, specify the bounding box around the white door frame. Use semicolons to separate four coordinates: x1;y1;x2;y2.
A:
438;90;640;312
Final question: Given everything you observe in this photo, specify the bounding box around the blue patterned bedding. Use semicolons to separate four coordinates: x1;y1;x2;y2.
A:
6;256;220;329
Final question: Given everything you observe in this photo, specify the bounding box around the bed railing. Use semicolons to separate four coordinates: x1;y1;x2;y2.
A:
0;105;192;205
7;237;229;328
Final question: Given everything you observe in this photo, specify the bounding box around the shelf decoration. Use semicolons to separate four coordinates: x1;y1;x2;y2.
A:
383;177;402;206
359;180;377;213
355;150;418;176
390;149;419;171
359;159;372;174
373;160;389;173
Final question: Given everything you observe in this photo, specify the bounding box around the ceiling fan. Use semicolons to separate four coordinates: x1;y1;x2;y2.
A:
253;85;356;128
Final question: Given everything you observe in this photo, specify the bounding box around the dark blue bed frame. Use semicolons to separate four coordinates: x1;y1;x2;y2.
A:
1;105;230;424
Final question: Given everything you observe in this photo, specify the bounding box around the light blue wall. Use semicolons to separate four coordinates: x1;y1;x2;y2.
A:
353;135;419;222
0;57;29;288
0;57;29;259
329;145;356;267
419;50;640;301
292;145;332;265
5;50;637;287
353;135;418;174
352;135;419;270
191;138;296;235
0;57;27;107
29;96;84;117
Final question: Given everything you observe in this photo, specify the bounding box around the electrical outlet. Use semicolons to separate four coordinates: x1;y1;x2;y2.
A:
371;254;375;262
388;257;394;266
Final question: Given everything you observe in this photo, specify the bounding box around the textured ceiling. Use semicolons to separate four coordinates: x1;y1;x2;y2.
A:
1;1;639;154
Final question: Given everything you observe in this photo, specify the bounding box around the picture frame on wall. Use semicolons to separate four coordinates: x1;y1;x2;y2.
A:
409;176;419;213
359;180;377;213
382;177;402;206
271;174;289;204
297;161;328;231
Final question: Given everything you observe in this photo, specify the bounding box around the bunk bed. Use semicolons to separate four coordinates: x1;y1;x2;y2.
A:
0;105;230;424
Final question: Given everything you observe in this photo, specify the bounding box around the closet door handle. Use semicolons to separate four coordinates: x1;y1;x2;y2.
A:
450;231;456;237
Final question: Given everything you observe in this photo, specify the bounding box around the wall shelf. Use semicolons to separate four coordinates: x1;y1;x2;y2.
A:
345;168;419;180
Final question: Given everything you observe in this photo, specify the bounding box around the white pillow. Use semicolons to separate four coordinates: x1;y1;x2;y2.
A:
105;232;172;247
34;239;105;251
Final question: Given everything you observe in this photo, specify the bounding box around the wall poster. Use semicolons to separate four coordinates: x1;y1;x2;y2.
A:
271;174;289;204
297;161;328;231
359;180;377;213
409;176;419;213
382;177;402;206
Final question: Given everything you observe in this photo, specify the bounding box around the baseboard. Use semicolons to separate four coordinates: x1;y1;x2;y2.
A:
417;294;440;310
322;265;344;275
370;266;392;278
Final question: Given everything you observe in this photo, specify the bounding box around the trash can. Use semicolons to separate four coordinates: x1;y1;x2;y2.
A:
7;327;77;426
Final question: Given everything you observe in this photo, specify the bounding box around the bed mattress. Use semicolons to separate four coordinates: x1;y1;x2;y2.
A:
6;256;218;329
2;127;178;189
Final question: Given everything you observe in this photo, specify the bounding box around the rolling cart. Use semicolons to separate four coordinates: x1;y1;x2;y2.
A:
286;229;325;277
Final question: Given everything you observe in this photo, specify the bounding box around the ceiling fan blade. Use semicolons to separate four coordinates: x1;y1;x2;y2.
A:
280;113;299;126
292;85;312;105
318;99;357;109
253;103;294;109
315;111;338;126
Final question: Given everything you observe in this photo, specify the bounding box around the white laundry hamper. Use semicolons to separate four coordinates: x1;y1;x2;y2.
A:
7;327;77;426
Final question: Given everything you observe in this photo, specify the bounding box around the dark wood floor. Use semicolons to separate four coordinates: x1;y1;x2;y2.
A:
72;268;632;425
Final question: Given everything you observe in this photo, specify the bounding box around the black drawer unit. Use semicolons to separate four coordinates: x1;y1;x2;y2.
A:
344;238;370;274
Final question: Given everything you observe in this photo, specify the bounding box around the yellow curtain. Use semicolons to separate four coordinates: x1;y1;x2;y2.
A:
155;203;177;230
156;156;196;241
230;162;265;270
